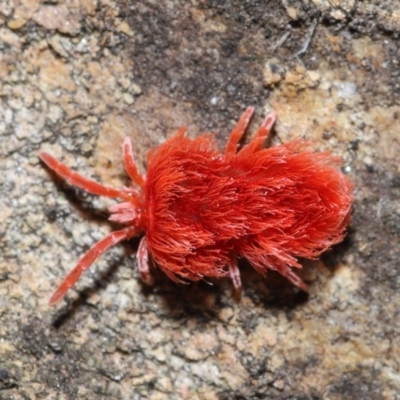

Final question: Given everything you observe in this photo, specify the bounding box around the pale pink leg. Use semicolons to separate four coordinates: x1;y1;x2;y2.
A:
122;138;145;189
174;127;187;139
49;226;139;305
137;236;154;285
229;256;242;295
251;111;276;150
224;107;255;162
108;202;138;223
238;111;277;156
40;152;130;200
283;268;309;292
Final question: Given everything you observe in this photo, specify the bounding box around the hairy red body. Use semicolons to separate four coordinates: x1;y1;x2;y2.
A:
40;107;353;305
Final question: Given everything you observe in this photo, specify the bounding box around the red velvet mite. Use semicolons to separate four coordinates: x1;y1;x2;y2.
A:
40;107;353;305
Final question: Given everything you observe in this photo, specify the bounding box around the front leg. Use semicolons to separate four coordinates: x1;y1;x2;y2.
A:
49;226;140;305
40;152;130;200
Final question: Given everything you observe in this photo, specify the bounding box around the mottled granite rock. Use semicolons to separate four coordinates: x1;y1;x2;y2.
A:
1;1;399;399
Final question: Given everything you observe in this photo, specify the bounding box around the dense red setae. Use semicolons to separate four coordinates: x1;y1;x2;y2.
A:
40;107;353;305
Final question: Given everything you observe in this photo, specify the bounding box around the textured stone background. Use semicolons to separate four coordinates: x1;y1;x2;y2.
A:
1;1;400;399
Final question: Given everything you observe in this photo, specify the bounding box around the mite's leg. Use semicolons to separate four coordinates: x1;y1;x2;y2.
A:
49;226;139;305
238;111;277;156
122;138;145;189
282;268;309;292
137;236;154;285
224;107;254;162
228;256;242;296
174;127;187;139
251;111;276;150
40;152;130;200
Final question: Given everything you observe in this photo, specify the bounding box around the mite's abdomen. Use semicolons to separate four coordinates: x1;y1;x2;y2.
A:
230;141;352;283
